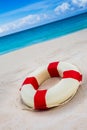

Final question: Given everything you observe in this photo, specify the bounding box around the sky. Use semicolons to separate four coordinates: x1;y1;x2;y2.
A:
0;0;87;36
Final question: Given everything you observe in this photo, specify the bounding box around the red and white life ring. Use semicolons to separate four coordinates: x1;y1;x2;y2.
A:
20;61;82;110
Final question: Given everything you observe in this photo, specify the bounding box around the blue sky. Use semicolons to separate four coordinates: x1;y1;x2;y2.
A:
0;0;87;36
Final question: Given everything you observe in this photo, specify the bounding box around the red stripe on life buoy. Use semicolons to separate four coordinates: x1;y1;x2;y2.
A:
34;90;47;110
48;62;59;77
63;70;82;82
21;77;39;90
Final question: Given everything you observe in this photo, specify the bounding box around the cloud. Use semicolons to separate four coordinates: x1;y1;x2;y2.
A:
0;2;46;18
0;0;58;36
72;0;87;7
0;13;48;35
0;0;58;19
0;0;87;36
54;2;70;14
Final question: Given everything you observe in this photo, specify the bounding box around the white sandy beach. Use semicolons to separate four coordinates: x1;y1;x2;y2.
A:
0;29;87;130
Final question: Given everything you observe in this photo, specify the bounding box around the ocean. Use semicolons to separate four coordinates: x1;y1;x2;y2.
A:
0;12;87;55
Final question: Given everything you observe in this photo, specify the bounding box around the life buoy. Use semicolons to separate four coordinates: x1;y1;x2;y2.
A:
20;61;82;110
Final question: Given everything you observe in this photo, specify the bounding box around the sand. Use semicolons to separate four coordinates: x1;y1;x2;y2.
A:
0;29;87;130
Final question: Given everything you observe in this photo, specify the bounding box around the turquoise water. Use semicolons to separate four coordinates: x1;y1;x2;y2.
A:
0;12;87;55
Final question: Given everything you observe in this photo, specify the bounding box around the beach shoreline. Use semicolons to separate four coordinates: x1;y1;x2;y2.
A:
0;29;87;130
